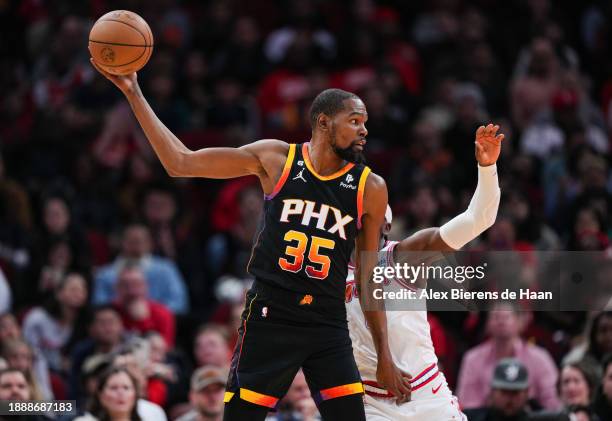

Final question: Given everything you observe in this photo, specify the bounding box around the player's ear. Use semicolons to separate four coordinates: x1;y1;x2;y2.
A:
317;114;330;131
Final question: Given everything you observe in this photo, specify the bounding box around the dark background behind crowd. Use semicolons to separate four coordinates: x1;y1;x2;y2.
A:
1;0;612;420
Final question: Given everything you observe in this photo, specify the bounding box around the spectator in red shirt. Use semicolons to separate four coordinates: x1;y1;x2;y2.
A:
113;264;175;346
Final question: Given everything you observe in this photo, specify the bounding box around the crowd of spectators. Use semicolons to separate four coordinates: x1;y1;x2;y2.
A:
1;0;612;419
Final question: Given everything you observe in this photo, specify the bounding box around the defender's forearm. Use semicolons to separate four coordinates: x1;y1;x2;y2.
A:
363;309;392;362
439;163;500;249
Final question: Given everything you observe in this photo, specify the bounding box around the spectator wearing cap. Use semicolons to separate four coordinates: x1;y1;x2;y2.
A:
464;359;569;421
464;358;531;421
593;354;612;420
176;365;227;421
457;302;561;410
93;224;188;314
112;264;175;346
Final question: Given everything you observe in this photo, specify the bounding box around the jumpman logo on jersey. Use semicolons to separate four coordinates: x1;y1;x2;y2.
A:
293;168;307;183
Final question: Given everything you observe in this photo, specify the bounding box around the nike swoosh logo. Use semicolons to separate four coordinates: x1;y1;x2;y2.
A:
432;383;442;394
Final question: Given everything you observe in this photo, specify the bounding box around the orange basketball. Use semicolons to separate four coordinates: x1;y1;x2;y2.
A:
88;10;153;76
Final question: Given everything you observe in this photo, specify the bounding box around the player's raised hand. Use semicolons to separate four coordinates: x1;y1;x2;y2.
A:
376;358;413;404
475;123;504;166
90;58;138;95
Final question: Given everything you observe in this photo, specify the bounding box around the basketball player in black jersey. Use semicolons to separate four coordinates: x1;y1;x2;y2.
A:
92;60;412;421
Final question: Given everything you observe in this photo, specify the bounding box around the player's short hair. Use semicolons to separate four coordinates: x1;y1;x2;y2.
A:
309;88;359;128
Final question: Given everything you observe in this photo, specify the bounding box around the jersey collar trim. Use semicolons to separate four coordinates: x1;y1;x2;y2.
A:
302;142;355;181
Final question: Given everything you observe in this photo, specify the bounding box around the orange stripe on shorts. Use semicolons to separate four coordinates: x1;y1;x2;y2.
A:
239;388;279;408
319;382;364;401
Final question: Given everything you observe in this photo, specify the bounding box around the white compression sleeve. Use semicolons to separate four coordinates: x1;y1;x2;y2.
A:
439;164;501;250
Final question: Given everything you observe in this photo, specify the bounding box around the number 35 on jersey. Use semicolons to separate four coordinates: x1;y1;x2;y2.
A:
278;199;353;280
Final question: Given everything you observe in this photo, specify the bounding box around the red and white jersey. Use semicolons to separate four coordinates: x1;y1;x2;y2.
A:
346;241;440;398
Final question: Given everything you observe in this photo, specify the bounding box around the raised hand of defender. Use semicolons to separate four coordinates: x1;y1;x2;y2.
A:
377;358;412;405
90;58;138;95
475;123;504;167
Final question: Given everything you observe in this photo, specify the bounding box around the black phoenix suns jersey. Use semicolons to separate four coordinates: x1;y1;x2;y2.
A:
248;142;371;301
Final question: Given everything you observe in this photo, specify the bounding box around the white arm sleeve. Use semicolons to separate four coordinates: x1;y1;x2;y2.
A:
440;164;501;250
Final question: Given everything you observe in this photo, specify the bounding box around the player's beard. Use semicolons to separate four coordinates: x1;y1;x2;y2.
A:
330;126;366;164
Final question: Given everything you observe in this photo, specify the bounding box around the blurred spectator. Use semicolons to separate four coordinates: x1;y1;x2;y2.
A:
391;119;455;201
464;358;569;421
140;182;203;305
0;367;54;420
22;272;88;372
0;147;32;231
76;354;112;413
117;153;159;220
36;194;91;277
176;365;228;421
457;302;561;410
193;325;231;369
263;0;336;65
205;183;263;281
412;0;460;47
503;190;561;250
593;354;612;420
565;405;599;421
403;185;440;233
0;268;10;314
511;37;560;131
463;358;531;421
69;306;125;402
443;82;488;188
146;331;190;408
0;367;31;400
269;369;320;421
112;338;168;420
210;16;268;88
146;73;189;132
567;206;610;251
141;183;182;260
558;360;600;410
73;366;141;421
1;338;53;400
113;265;175;346
205;78;258;133
564;312;612;370
0;313;52;394
93;224;188;314
92;102;153;171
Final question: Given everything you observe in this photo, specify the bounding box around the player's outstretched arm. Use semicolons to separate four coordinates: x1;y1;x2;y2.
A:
90;60;286;186
395;123;504;254
356;173;412;404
